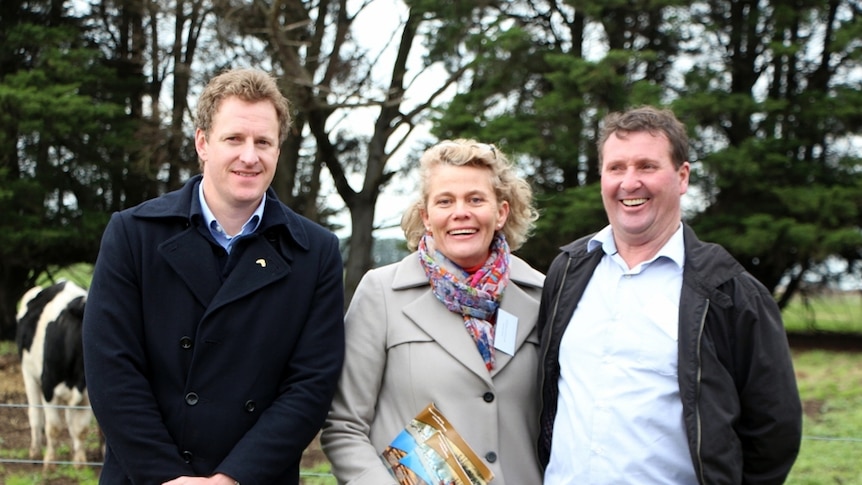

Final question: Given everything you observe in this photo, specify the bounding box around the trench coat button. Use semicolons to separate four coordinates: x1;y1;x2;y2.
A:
185;392;199;406
179;336;193;349
485;451;497;463
482;392;494;403
244;400;256;412
181;450;193;463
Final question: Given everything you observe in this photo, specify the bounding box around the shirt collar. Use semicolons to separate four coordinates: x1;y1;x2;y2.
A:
588;223;685;269
198;181;265;240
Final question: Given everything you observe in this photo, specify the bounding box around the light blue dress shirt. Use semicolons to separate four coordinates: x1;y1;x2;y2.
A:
544;223;697;484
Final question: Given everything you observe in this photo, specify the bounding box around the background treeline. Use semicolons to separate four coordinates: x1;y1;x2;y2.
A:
1;0;861;339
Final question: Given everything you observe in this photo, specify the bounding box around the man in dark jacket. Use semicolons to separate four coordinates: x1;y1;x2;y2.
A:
538;105;802;484
83;68;345;485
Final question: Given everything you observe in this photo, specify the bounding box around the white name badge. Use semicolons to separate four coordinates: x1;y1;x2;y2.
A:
494;309;518;356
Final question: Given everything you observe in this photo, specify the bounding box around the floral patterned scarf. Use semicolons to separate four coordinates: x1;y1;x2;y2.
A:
418;233;510;371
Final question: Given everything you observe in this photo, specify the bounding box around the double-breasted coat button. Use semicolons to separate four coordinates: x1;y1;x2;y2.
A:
185;392;199;406
485;451;497;463
244;400;256;412
181;450;193;463
179;336;193;349
483;392;495;403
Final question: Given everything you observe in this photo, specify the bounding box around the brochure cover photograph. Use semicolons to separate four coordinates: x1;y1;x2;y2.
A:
381;402;494;485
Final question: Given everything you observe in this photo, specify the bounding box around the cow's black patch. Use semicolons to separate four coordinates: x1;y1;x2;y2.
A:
42;295;87;401
15;282;68;359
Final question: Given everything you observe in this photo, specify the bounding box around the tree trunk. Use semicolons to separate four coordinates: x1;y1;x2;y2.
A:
343;200;376;305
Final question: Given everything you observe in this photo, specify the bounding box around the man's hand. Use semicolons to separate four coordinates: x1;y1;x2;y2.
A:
162;472;237;485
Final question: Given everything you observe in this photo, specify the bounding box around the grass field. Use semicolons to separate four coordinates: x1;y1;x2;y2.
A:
783;292;862;484
788;349;862;484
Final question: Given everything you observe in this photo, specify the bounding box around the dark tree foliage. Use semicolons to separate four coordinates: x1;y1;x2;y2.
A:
677;0;862;305
0;0;143;338
1;0;860;337
432;1;862;304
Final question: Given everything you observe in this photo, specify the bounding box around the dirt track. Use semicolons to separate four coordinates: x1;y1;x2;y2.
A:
786;331;862;352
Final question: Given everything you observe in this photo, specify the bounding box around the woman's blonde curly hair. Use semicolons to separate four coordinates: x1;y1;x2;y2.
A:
401;139;538;251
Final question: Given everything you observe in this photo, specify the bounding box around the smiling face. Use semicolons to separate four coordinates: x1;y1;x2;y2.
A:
600;130;689;250
195;96;280;217
421;164;510;269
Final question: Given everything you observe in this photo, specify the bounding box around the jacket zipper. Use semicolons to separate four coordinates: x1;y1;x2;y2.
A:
538;254;572;466
549;256;572;339
695;299;709;485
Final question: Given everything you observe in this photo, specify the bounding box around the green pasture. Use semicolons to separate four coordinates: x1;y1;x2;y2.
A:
1;287;860;484
788;349;862;484
783;290;862;334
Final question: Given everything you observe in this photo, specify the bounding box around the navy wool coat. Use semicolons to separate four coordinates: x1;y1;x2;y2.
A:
83;175;345;485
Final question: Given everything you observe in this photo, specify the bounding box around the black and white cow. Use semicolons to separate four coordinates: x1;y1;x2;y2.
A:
15;280;92;469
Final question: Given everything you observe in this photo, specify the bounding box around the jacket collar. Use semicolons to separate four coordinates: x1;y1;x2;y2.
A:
131;174;310;250
561;223;744;293
680;223;745;301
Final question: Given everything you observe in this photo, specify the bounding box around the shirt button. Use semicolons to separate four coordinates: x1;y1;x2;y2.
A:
485;451;497;463
181;450;193;463
244;400;256;412
185;392;199;406
179;336;193;349
483;392;494;403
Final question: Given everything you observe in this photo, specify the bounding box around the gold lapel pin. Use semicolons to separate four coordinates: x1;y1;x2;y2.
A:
256;258;267;268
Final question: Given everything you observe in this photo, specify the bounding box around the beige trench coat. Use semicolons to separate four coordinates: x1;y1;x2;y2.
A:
321;252;544;485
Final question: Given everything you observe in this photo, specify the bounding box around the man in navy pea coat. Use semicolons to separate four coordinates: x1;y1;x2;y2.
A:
83;68;345;485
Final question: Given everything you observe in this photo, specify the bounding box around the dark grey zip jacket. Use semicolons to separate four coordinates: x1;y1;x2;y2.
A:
537;224;802;484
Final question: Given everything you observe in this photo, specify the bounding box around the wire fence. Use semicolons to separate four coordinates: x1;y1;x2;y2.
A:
0;401;336;481
1;401;861;480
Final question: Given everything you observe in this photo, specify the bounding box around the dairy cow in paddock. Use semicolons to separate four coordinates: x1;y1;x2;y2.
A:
16;280;93;469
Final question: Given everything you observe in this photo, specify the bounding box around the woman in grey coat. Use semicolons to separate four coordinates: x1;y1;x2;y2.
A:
321;139;544;485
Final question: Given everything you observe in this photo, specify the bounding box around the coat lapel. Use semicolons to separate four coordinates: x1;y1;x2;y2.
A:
159;230;291;316
145;176;300;317
158;228;222;307
206;236;290;316
402;292;494;385
492;281;540;376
